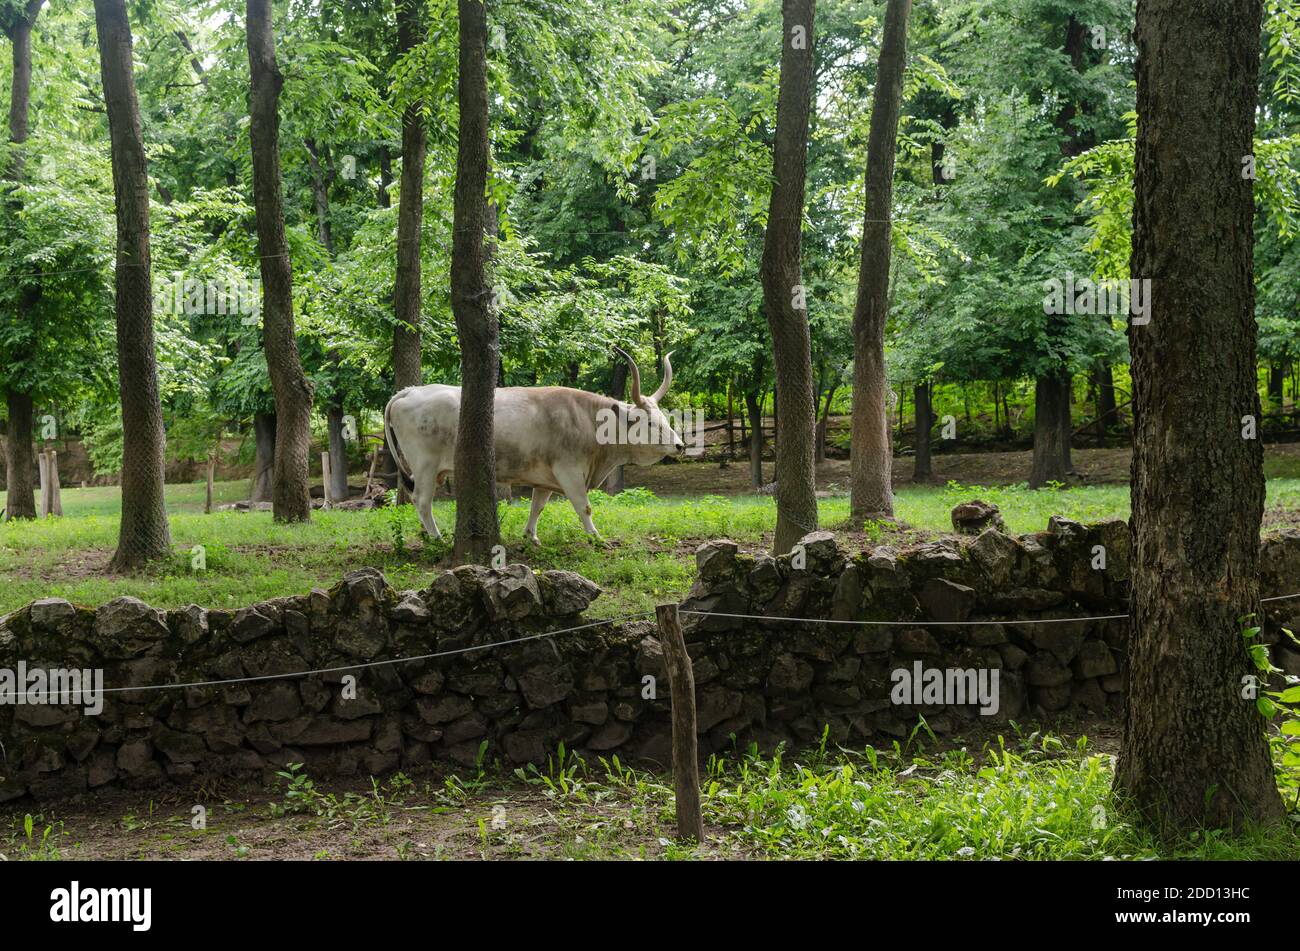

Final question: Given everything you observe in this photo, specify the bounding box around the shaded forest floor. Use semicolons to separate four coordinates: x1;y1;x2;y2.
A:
4;727;1296;861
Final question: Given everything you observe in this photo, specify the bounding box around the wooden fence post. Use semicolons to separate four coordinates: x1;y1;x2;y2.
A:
654;602;703;842
205;452;215;514
38;450;49;517
364;447;379;496
46;449;61;516
321;452;333;509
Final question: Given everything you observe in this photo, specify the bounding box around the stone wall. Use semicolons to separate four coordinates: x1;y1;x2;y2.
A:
5;519;1300;803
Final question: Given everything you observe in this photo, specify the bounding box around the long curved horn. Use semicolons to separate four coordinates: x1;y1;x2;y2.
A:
651;351;674;402
613;346;642;404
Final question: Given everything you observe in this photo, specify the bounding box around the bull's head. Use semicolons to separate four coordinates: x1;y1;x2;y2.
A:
613;346;684;462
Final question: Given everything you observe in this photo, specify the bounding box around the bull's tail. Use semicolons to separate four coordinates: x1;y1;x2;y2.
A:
383;395;416;493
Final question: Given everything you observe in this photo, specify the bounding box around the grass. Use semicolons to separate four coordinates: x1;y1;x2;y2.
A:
4;730;1296;860
4;472;1300;616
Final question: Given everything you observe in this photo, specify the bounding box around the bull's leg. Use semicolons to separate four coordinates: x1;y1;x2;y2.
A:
554;469;601;539
414;468;442;540
524;489;551;544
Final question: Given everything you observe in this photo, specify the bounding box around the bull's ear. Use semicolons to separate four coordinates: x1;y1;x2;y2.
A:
614;346;644;404
651;351;673;402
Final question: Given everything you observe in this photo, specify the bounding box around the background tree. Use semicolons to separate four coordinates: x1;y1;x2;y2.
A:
451;0;500;564
94;0;172;568
761;0;818;553
247;0;313;521
1115;0;1285;833
849;0;910;520
0;0;43;520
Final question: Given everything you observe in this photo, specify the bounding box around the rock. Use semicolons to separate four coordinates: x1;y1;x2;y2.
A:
539;571;601;616
243;683;303;723
482;565;543;621
767;654;814;694
696;540;740;584
1026;653;1072;688
831;564;865;620
1072;640;1118;679
951;499;1005;534
918;578;976;622
390;593;431;624
895;628;942;654
30;598;76;629
230;605;279;643
793;531;842;571
1047;515;1088;540
416;694;474;724
586;720;633;751
969;529;1018;588
697;686;743;732
94;597;170;657
570;701;608;725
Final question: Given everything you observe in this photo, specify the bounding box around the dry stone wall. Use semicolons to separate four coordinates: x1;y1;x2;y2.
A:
5;519;1300;803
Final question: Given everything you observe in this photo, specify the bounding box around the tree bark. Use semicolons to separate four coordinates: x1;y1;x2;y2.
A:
450;0;500;563
1028;373;1069;488
1059;372;1074;472
602;357;629;494
745;389;764;489
913;380;932;481
1268;362;1284;404
1093;362;1118;437
303;137;334;254
247;0;313;522
3;390;36;519
392;0;426;395
251;412;275;502
326;404;349;501
95;0;173;569
1116;0;1284;834
849;0;910;521
760;0;818;553
2;1;44;522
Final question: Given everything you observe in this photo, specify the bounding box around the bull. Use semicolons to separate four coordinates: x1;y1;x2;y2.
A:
383;348;683;543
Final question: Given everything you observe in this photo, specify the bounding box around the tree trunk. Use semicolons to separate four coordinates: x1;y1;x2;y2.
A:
251;412;275;502
392;0;426;395
2;1;44;522
3;390;36;519
745;390;764;489
95;0;172;569
1116;0;1284;834
1059;372;1074;472
760;0;818;554
849;0;910;521
326;404;349;501
450;0;500;564
1268;362;1283;404
815;381;838;464
247;0;313;522
602;357;629;494
303;137;333;254
1093;362;1118;437
913;380;932;481
1028;373;1069;488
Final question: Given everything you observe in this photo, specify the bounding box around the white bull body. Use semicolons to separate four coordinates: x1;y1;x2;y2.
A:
384;354;680;543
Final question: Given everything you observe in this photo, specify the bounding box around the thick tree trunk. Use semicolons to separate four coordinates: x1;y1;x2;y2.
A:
849;0;910;521
450;0;500;564
913;380;932;482
95;0;172;569
326;404;349;501
602;357;629;494
392;0;426;394
761;0;818;553
1268;362;1284;404
1116;0;1283;834
1028;373;1069;488
251;412;275;502
3;389;36;519
247;0;313;522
